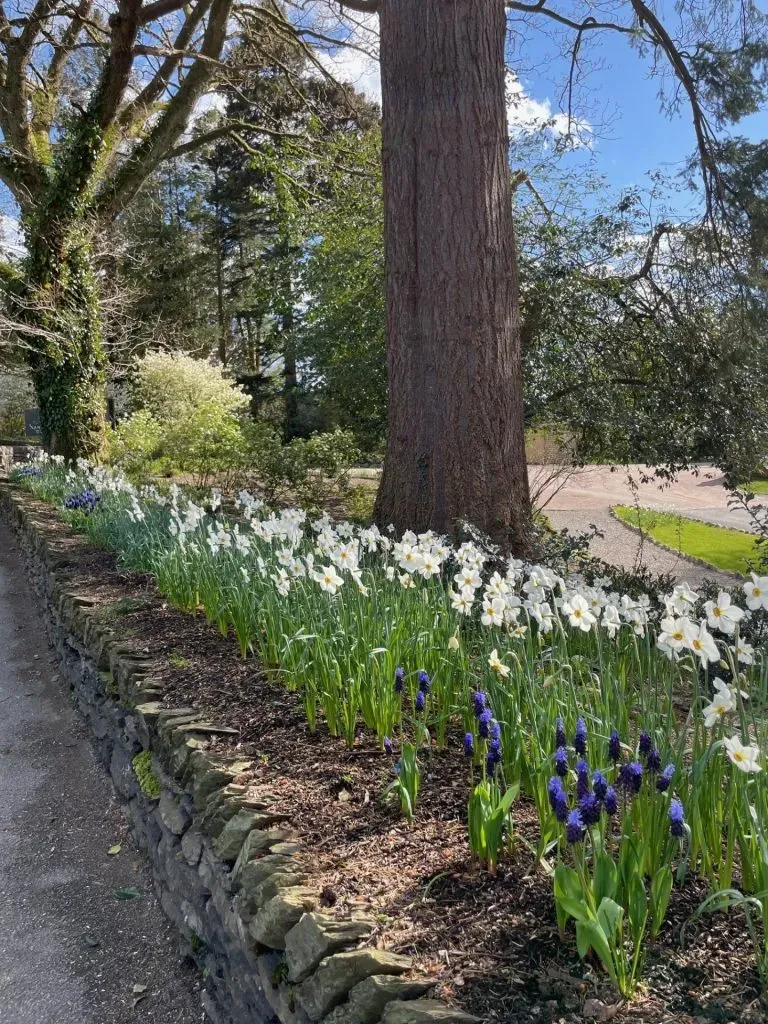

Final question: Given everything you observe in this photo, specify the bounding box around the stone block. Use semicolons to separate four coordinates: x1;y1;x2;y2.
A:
285;913;374;983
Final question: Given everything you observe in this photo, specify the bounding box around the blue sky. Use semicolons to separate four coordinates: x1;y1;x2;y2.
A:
506;9;768;209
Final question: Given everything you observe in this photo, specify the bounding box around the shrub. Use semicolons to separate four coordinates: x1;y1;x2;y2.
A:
130;351;248;422
106;409;164;478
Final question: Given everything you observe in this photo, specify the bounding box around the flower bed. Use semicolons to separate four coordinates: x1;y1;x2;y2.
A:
8;456;768;1022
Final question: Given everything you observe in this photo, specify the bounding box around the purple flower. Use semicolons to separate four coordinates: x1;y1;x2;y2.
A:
647;748;662;773
473;691;487;718
486;740;502;776
656;764;675;793
394;667;404;693
579;793;601;826
383;736;393;755
555;716;566;749
638;730;652;757
574;717;588;756
554;746;569;778
478;708;493;739
64;488;101;514
669;797;685;837
576;759;590;799
464;732;475;757
415;690;425;713
592;770;608;800
608;729;621;762
604;786;618;815
548;777;569;822
566;809;585;843
620;761;644;795
490;720;502;745
418;670;431;694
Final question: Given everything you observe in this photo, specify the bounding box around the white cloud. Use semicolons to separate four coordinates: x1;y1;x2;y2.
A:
506;72;592;148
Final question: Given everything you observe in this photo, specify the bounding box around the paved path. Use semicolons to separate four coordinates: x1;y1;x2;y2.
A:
0;523;206;1024
535;466;748;585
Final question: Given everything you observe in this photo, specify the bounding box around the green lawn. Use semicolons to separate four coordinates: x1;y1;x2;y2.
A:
613;505;759;575
744;478;768;495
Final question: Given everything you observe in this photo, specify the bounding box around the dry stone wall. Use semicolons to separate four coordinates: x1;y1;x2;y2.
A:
0;485;479;1024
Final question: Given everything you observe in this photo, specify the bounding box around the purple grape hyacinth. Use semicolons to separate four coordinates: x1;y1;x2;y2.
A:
638;730;652;757
394;667;404;693
620;761;644;794
604;786;618;815
656;764;675;792
383;736;393;755
669;797;685;837
647;748;662;773
592;770;608;799
576;759;590;799
417;670;431;694
478;708;493;739
554;746;569;778
548;777;569;822
574;717;588;756
579;793;601;826
464;732;475;757
415;690;425;713
555;716;566;749
566;809;585;843
609;729;621;762
473;691;487;718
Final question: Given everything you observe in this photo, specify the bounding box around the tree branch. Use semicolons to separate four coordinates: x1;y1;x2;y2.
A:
335;0;379;13
97;0;234;219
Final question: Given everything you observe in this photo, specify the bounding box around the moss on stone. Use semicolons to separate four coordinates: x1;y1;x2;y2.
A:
132;749;162;799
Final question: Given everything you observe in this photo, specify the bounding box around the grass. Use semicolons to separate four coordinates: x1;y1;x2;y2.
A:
613;505;760;575
744;479;768;495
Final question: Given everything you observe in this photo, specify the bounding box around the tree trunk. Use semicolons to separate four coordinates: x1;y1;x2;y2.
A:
23;226;106;459
375;0;532;552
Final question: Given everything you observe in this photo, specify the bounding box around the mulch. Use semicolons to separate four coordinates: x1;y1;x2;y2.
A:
17;494;765;1024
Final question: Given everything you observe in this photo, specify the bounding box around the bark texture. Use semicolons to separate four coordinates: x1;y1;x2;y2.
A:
375;0;532;551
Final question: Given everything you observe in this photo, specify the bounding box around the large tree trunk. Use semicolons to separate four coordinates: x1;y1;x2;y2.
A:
24;226;106;460
375;0;532;552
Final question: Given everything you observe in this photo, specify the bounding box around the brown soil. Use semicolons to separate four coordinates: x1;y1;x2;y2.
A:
17;493;765;1024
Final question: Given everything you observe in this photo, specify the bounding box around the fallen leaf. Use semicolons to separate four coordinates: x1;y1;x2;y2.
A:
107;843;122;856
114;885;141;900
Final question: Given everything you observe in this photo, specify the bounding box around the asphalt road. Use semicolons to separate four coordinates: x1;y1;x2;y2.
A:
0;521;207;1024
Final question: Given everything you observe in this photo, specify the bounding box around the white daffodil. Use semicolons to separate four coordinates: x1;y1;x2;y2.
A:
734;638;755;665
703;685;736;727
561;594;596;632
481;596;506;628
657;615;695;656
704;592;745;635
454;567;482;591
743;573;768;612
723;735;762;773
418;552;441;578
447;635;460;652
687;621;720;666
451;588;475;616
313;564;344;595
488;648;510;678
399;572;416;590
602;604;622;638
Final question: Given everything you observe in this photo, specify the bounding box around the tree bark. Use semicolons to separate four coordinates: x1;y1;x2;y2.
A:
375;0;532;552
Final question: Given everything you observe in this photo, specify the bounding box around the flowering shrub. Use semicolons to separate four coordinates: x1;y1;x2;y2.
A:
13;454;768;997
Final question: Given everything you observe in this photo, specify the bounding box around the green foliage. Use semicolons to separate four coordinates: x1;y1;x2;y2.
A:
614;505;760;575
467;779;519;871
106;410;164;478
132;750;162;799
383;742;421;822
